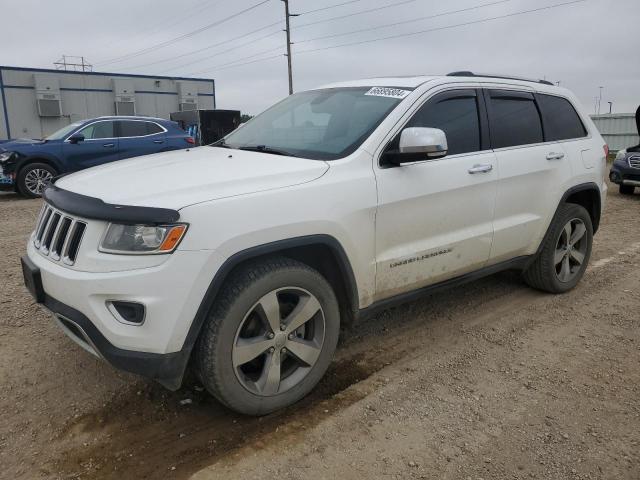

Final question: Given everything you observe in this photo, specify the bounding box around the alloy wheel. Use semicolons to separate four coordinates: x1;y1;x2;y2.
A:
554;218;588;282
232;287;325;396
24;168;53;195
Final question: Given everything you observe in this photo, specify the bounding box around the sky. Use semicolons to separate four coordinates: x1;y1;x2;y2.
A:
0;0;638;116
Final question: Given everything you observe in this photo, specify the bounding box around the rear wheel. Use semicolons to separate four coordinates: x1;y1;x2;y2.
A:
523;203;593;294
619;184;635;195
17;163;57;198
196;257;340;415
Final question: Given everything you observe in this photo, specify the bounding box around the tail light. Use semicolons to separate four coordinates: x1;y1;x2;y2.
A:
603;144;609;182
185;137;195;145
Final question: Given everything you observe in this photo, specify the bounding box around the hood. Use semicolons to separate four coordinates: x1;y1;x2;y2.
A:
0;138;47;151
55;146;330;209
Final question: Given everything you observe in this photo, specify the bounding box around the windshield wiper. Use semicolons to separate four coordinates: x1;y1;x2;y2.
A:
211;139;232;149
238;145;298;157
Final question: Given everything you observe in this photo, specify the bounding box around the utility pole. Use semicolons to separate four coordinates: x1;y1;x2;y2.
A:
597;86;604;115
608;101;613;114
282;0;298;95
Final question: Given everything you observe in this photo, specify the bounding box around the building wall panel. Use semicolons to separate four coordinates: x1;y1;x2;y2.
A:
0;66;215;140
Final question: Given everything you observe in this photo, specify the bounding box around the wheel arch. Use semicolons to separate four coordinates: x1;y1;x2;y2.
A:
15;155;63;177
561;182;602;233
178;235;359;379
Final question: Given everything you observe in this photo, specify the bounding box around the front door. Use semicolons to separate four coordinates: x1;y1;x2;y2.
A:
374;89;497;301
62;120;119;171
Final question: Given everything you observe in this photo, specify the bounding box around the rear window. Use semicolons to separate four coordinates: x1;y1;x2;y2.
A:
488;92;543;149
146;122;164;135
537;94;587;141
117;120;162;137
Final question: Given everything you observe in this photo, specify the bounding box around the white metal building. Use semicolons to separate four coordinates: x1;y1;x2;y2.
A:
0;66;216;140
590;113;639;152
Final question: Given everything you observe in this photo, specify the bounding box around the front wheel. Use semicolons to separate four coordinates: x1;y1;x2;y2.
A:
17;163;57;198
523;203;593;294
196;257;340;415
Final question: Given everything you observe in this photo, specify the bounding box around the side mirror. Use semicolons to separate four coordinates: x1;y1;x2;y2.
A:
68;133;85;144
383;127;448;166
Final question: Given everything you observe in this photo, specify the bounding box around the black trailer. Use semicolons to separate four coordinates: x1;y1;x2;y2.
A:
170;109;241;146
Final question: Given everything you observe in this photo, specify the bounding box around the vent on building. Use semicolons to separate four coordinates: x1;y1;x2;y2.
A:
34;74;62;117
177;81;198;112
179;100;197;111
115;101;136;115
112;79;136;115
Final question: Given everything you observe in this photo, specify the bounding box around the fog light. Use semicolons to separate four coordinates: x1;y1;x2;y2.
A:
107;301;146;325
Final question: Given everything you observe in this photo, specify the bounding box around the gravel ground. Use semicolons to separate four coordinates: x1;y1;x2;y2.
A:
0;183;638;480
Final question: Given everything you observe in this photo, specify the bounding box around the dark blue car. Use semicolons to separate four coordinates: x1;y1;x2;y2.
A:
0;116;194;197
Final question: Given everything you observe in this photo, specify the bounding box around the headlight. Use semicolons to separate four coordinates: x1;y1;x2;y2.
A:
615;150;627;161
0;151;14;162
99;223;188;254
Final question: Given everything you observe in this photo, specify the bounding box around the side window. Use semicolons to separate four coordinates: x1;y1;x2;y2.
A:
76;121;114;140
537;94;587;141
407;94;481;155
488;91;543;148
117;120;149;138
146;122;164;135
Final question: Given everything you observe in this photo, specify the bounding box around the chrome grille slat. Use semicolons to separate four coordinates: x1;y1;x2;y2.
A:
629;156;640;169
32;204;86;266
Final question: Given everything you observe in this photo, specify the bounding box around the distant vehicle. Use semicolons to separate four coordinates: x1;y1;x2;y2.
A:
609;106;640;195
0;116;195;197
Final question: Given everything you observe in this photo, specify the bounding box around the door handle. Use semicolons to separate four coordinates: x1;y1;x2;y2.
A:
153;140;164;144
103;143;115;148
546;152;565;160
468;164;493;174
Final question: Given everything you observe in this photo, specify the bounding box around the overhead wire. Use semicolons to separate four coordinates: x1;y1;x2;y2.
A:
295;0;514;43
126;20;283;71
295;0;587;54
96;0;272;66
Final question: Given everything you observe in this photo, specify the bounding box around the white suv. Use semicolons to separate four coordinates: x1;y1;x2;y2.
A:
22;72;607;415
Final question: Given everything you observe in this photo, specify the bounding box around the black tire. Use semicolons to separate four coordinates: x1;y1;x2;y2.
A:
619;184;635;195
196;257;340;416
16;162;57;198
523;203;593;294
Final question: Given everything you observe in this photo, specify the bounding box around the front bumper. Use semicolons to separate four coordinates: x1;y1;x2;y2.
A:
24;242;224;389
609;161;640;186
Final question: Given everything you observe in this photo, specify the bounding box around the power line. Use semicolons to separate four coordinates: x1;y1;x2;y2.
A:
127;22;283;71
296;0;587;54
186;45;284;76
296;0;513;43
199;53;284;73
294;0;417;29
96;0;272;66
297;0;365;15
161;28;283;73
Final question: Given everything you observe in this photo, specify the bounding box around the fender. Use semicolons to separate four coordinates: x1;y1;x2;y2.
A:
175;234;359;374
10;152;64;177
527;181;602;268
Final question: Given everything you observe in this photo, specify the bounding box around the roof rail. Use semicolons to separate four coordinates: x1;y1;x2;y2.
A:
447;71;555;86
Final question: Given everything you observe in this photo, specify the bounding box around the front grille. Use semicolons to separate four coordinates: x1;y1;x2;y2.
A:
33;204;86;265
628;156;640;169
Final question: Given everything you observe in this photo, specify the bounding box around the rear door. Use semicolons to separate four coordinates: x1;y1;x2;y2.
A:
116;120;167;160
485;89;572;263
374;89;498;301
61;120;119;171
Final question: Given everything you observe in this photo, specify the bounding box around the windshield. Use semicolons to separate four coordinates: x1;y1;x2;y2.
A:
44;122;83;140
218;87;410;160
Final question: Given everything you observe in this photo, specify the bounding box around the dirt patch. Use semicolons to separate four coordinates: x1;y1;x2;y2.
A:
0;184;639;480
